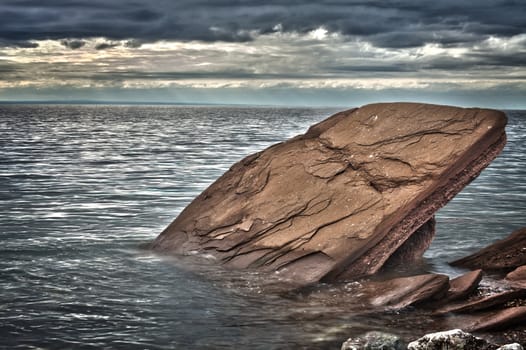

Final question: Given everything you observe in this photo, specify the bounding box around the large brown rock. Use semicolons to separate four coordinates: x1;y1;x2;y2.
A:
450;227;526;271
151;103;507;287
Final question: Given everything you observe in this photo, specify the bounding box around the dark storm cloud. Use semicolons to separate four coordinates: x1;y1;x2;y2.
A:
0;0;524;47
61;39;86;49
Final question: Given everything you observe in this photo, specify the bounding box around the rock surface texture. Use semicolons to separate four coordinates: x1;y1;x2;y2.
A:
467;306;526;332
151;102;507;287
434;289;526;315
445;269;484;302
507;266;526;288
365;274;449;310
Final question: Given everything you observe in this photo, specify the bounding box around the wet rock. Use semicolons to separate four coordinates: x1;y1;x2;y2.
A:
407;329;498;350
424;270;483;309
467;306;526;332
341;331;404;350
506;266;526;288
434;289;526;315
450;227;526;271
365;273;449;310
151;103;507;288
446;269;483;301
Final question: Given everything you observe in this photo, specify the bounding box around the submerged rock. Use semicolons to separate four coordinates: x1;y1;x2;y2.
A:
151;103;507;288
450;227;526;271
341;331;404;350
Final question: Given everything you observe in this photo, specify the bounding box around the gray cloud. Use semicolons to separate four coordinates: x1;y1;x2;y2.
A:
124;39;143;48
95;41;119;50
324;65;414;73
0;40;38;48
0;63;23;75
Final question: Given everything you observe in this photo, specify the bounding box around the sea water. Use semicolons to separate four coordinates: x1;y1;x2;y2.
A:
1;105;525;349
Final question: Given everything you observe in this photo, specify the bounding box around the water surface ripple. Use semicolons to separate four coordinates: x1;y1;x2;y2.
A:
0;105;524;349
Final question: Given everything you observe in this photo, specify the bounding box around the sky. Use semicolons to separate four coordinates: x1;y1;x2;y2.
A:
0;0;525;108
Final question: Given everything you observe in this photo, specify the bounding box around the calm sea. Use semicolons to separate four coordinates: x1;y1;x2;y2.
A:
1;105;524;349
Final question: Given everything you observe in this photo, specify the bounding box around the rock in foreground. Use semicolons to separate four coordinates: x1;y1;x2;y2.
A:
342;329;524;350
405;329;520;350
407;329;496;350
151;103;507;288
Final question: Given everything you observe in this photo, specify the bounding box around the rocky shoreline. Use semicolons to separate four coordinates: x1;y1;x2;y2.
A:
337;227;526;349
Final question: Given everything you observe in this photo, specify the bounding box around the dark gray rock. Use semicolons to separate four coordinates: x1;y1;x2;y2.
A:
497;344;524;350
341;331;405;350
407;329;498;350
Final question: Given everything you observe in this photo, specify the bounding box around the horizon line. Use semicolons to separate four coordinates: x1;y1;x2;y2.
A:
0;99;523;110
0;99;349;109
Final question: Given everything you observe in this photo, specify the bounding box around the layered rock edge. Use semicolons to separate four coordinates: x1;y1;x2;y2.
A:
451;227;526;270
151;102;507;288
